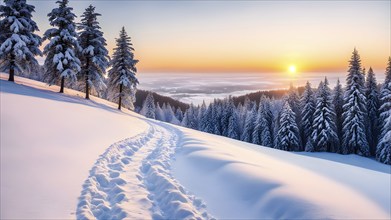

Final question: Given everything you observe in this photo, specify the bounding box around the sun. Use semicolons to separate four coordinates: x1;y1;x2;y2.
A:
288;65;296;74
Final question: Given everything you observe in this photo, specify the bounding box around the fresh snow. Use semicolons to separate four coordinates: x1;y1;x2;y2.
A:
1;74;390;219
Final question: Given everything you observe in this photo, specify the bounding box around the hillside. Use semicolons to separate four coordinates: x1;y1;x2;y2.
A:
1;75;390;219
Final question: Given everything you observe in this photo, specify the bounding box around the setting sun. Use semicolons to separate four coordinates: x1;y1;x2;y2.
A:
289;65;296;74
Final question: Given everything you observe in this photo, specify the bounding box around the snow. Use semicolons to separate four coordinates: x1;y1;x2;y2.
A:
0;74;147;219
173;130;391;219
1;73;390;219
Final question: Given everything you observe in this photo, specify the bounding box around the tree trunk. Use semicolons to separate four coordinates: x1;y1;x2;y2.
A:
85;57;90;99
8;54;15;82
118;83;123;110
85;75;89;99
60;76;65;93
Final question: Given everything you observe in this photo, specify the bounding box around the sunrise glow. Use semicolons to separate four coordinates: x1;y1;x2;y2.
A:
289;65;297;74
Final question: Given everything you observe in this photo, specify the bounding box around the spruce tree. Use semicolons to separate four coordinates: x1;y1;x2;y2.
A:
311;78;339;152
141;92;155;119
202;104;214;133
301;81;315;148
198;101;207;130
175;108;183;122
228;110;240;140
376;111;391;164
0;0;42;82
365;67;380;155
376;57;391;164
253;96;273;147
241;104;256;143
287;83;302;145
342;49;369;156
333;78;344;146
77;5;109;99
107;27;138;110
43;0;80;93
275;101;300;151
212;102;222;135
252;101;263;145
155;103;165;121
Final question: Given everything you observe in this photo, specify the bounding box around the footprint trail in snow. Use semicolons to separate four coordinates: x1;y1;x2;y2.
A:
76;121;212;220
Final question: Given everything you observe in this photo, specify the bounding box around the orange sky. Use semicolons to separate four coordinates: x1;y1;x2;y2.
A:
33;1;390;74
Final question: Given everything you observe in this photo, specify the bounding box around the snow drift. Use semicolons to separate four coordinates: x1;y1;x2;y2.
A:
1;75;390;219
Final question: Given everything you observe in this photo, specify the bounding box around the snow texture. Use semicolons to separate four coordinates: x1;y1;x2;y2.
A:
1;74;390;219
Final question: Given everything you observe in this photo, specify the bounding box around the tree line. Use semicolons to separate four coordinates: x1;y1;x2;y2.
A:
0;0;138;110
140;50;391;165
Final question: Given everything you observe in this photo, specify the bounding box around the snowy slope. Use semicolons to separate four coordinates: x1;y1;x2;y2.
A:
1;75;390;219
0;75;148;218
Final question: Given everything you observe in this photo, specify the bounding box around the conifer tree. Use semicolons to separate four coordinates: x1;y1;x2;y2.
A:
107;27;138;110
287;83;302;145
252;101;263;145
175;108;183;122
198;101;207;130
202;104;214;133
253;96;273;147
311;78;339;152
238;97;250;134
141;92;155;119
228;110;240;140
301;81;315;148
77;5;109;99
376;57;391;164
212;102;222;135
155;103;165;121
0;0;42;82
333;78;344;146
241;104;256;143
276;101;300;151
365;67;380;155
342;49;369;156
43;0;80;93
376;111;391;164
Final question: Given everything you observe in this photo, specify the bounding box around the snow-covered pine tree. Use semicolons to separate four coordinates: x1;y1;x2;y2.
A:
311;78;339;152
275;101;300;151
365;67;380;155
342;48;369;156
155;103;165;121
107;27;138;110
378;57;391;126
200;104;212;132
333;78;344;146
227;103;240;140
77;5;110;99
212;101;222;135
252;101;263;145
43;0;80;93
140;92;155;119
301;81;315;149
164;104;180;125
252;96;273;147
182;104;198;129
376;57;391;164
376;110;391;164
0;0;42;82
238;96;250;134
287;83;302;145
198;101;207;130
260;97;274;147
175;108;184;122
241;104;256;143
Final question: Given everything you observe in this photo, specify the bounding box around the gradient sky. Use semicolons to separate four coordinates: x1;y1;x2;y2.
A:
29;0;390;74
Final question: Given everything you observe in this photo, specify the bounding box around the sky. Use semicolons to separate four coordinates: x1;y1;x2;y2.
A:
28;0;390;74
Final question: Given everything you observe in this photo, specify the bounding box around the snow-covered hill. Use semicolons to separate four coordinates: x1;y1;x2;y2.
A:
1;75;390;219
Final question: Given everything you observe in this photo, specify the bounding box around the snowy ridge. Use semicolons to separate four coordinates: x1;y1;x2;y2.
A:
76;121;212;220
